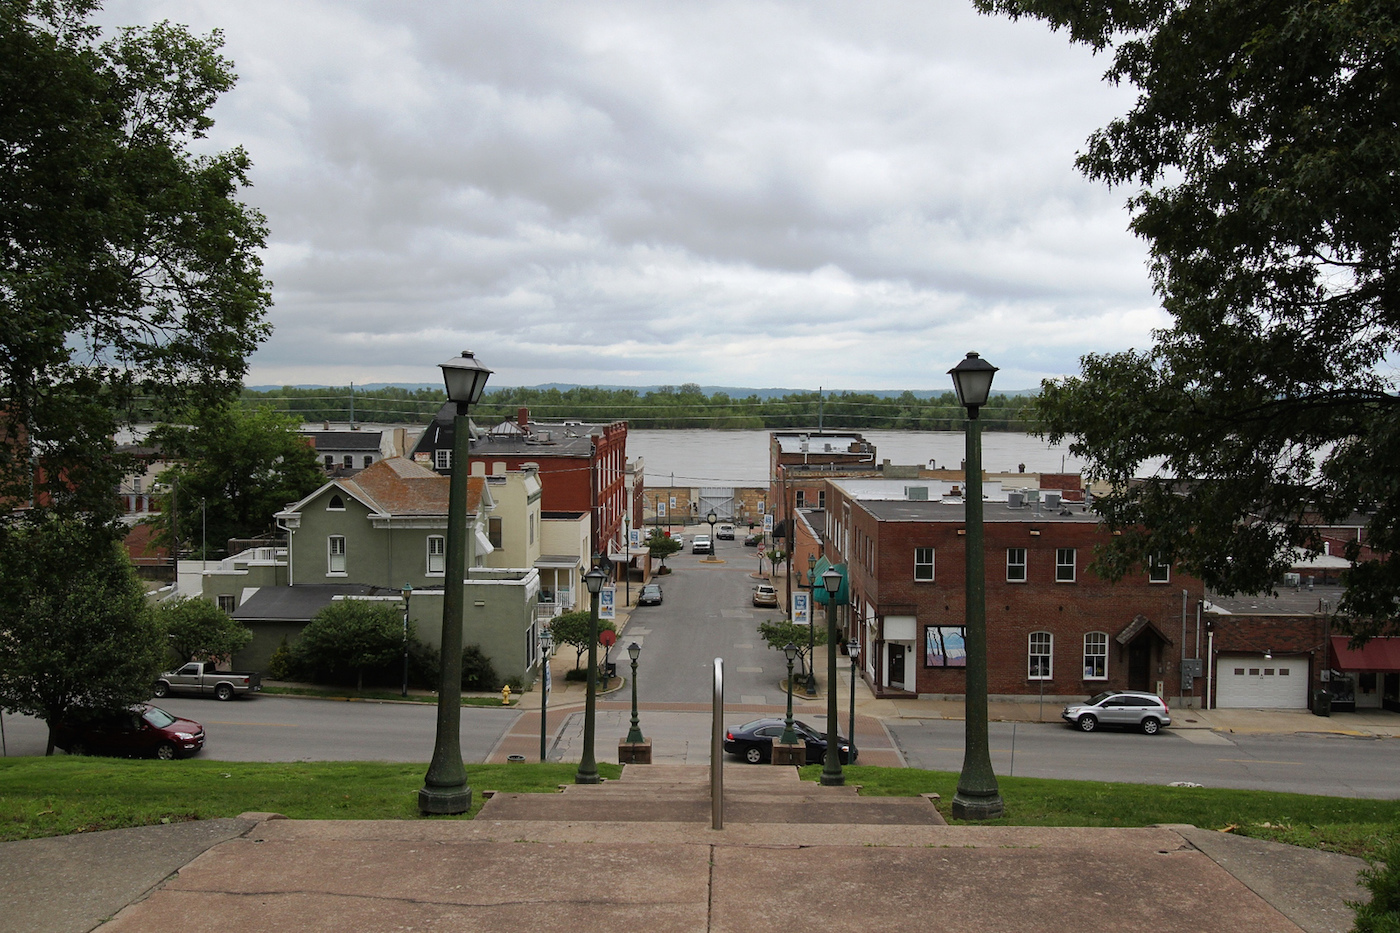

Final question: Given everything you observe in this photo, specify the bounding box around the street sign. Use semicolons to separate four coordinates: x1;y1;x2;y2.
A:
599;628;617;648
600;586;616;620
792;591;810;624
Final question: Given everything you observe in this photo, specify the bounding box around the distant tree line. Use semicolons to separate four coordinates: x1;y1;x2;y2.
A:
233;383;1041;431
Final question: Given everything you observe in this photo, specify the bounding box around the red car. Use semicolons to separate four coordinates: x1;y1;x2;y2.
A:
53;703;205;759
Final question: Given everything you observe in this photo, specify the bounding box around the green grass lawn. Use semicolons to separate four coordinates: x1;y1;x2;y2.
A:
1;757;1394;860
260;685;516;706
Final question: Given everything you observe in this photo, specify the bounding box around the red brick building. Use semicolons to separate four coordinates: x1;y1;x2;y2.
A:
822;477;1207;704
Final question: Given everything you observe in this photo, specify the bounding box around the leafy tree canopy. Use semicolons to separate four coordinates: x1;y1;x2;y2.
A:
0;1;271;517
546;609;617;668
153;595;252;664
146;404;324;557
0;515;166;754
293;600;404;691
646;528;682;566
977;0;1400;636
757;618;825;678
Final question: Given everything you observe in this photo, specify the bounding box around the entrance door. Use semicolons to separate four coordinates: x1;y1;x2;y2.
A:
888;644;906;689
1127;639;1151;692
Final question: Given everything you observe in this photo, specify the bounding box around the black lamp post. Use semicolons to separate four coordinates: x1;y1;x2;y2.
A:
781;643;799;746
820;565;844;787
625;641;644;744
419;350;491;815
848;637;860;763
575;565;607;784
706;509;718;557
948;351;1005;820
400;583;413;698
539;628;553;761
805;554;818;696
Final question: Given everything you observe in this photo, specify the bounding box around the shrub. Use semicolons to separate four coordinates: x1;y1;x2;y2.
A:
1350;833;1400;932
267;636;294;681
461;645;499;692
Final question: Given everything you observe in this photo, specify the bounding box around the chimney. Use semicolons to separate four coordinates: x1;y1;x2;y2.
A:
518;407;530;430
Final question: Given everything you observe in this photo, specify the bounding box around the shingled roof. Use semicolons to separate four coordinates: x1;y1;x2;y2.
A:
283;457;484;518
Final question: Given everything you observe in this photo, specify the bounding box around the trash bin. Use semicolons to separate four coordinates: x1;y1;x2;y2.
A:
603;662;617;680
1313;689;1331;717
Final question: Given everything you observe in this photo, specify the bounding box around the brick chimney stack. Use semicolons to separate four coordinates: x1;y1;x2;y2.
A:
518;407;530;431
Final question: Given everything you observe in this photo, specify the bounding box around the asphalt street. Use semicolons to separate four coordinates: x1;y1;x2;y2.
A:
886;718;1400;798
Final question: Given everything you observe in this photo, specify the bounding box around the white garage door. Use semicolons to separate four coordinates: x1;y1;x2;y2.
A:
1215;655;1309;708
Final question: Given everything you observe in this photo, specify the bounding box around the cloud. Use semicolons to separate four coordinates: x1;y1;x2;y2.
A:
100;0;1156;390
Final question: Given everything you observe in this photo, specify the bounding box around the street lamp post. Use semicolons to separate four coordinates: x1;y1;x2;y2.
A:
539;628;553;761
400;583;413;697
623;512;631;607
706;509;718;558
948;351;1005;821
820;565;844;787
625;641;644;744
781;643;799;746
805;554;818;696
575;565;607;784
419;350;491;815
848;637;860;763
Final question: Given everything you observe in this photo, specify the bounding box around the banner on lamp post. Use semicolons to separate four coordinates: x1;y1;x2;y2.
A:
600;587;616;620
792;591;810;624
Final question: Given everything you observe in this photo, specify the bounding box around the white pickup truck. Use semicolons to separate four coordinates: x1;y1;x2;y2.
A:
155;662;262;701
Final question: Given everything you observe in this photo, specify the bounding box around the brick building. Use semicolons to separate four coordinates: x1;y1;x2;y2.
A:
821;477;1207;704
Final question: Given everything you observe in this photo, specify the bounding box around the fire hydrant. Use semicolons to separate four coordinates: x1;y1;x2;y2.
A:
501;684;511;705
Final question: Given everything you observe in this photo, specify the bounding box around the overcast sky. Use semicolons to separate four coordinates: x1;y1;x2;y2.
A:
102;0;1162;392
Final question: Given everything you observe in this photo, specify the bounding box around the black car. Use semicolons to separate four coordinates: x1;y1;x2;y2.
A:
744;533;763;547
637;583;663;606
723;717;854;764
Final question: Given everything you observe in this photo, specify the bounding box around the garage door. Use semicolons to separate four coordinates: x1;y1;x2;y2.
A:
1215;655;1309;708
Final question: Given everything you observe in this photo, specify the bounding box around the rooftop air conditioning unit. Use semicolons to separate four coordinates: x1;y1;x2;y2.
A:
1044;491;1063;509
905;486;929;501
1007;491;1026;510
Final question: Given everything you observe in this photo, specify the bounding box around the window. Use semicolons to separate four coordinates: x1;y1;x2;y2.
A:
328;536;346;574
795;490;805;508
435;448;452;471
489;516;503;548
328;494;344;511
343;455;353;468
324;455;333;469
363;455;374;468
1055;548;1076;582
1148;554;1170;583
217;594;235;613
817;490;826;509
914;547;935;582
1006;548;1027;582
1029;632;1052;679
1083;632;1107;679
529;512;535;545
427;536;445;574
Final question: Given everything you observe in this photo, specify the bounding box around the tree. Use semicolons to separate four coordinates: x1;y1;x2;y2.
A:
0;515;166;755
292;600;405;691
646;528;682;570
154;596;252;664
764;547;787;583
546;609;617;669
978;0;1400;637
757;617;825;683
146;404;325;557
0;1;272;517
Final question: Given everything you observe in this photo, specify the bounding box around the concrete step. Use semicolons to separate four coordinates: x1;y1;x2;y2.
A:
478;792;943;825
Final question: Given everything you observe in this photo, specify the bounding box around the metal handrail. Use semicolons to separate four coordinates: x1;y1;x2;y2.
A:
711;657;724;830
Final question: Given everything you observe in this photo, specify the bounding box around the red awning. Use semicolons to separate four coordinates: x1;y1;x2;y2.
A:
1330;636;1400;673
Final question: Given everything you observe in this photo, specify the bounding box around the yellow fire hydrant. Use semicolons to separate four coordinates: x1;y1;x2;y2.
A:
501;684;512;705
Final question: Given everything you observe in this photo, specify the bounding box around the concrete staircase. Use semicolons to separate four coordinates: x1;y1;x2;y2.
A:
478;763;946;826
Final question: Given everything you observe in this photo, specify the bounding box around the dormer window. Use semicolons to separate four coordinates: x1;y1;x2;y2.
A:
328;494;345;511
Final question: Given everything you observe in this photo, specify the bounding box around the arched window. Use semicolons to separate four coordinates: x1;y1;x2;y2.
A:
1028;631;1052;680
328;494;345;511
1083;632;1108;680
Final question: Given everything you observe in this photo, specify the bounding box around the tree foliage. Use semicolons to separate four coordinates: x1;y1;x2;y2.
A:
0;1;272;517
291;600;406;691
978;0;1400;636
0;516;166;754
646;528;682;568
153;596;252;665
546;609;617;669
146;404;325;557
756;618;825;681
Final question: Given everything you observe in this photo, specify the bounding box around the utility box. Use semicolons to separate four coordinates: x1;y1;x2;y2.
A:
1181;658;1203;692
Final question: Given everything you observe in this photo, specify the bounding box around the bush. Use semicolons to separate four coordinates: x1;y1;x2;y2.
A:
1350;834;1400;932
267;636;294;681
291;601;409;691
461;645;498;692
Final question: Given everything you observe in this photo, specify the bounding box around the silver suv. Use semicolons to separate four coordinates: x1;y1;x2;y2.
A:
1061;691;1171;735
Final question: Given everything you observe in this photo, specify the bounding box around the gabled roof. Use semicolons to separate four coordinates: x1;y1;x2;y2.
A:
278;457;485;519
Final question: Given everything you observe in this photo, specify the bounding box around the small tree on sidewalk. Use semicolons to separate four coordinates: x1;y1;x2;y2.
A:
647;528;682;571
547;609;618;669
757;617;825;684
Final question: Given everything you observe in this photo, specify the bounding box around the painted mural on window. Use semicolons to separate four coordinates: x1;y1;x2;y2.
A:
925;626;967;667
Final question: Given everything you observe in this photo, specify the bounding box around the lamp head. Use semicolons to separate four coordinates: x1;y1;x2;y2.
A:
584;566;606;595
849;638;860;660
948;351;997;411
401;582;413;599
439;350;493;405
784;642;798;662
540;629;553;650
628;641;641;661
821;566;843;597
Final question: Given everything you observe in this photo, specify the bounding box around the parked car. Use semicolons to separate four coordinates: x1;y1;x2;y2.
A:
724;717;853;764
716;524;736;540
744;533;763;547
53;703;205;760
752;584;779;608
1061;691;1172;734
670;534;684;548
638;583;663;606
154;661;261;701
691;534;712;554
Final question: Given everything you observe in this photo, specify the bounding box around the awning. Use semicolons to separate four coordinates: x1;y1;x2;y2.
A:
1331;635;1400;672
1116;614;1173;646
534;555;579;570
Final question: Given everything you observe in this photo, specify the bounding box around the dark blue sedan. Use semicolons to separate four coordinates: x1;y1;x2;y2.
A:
723;717;853;764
